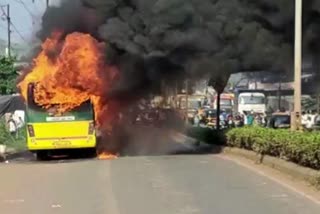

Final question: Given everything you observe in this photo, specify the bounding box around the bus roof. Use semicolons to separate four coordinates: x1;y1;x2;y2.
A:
238;92;265;97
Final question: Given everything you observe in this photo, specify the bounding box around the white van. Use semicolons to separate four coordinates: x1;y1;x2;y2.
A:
238;92;266;114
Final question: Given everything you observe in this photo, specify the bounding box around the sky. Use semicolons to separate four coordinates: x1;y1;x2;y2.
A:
0;0;48;44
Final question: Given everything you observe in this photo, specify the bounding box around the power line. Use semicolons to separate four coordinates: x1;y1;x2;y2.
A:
13;0;36;22
0;4;11;57
10;21;28;43
31;0;41;14
0;22;6;30
13;0;36;17
0;5;27;43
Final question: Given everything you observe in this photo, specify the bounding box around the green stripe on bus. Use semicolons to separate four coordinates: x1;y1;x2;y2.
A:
26;109;93;123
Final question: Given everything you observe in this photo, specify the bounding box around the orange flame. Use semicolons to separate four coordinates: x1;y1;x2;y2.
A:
18;31;118;122
97;152;118;160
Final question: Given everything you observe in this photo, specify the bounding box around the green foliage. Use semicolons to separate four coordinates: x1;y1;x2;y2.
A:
226;127;320;170
0;56;18;95
0;119;26;151
311;176;320;190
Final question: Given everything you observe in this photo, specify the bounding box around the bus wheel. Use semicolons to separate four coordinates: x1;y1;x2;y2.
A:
87;148;97;158
36;151;49;161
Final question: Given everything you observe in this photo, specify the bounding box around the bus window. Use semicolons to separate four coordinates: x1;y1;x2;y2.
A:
27;83;92;114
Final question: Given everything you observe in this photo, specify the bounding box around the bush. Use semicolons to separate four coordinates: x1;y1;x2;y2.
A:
226;127;320;170
0;119;26;151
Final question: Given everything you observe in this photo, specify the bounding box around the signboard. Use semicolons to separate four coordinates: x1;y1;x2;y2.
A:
46;116;75;122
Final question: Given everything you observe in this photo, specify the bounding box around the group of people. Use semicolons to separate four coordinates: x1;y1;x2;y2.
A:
192;109;270;129
5;110;25;138
242;111;267;126
220;110;320;130
301;111;320;131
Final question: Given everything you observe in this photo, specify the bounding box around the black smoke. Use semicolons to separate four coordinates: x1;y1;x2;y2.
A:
38;0;320;96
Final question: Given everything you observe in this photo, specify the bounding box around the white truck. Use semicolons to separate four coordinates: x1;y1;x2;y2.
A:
237;92;266;114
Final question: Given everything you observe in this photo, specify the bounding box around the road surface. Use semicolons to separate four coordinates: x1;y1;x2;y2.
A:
0;154;319;214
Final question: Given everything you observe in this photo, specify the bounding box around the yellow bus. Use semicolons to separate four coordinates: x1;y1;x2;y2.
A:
26;83;96;160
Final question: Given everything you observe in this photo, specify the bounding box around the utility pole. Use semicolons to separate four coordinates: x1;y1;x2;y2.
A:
317;94;320;114
1;4;11;57
278;81;282;111
185;79;189;125
174;80;178;109
6;4;10;58
216;91;221;130
291;0;302;130
46;0;49;8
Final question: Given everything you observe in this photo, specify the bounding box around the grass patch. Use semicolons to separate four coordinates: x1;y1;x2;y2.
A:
0;119;26;152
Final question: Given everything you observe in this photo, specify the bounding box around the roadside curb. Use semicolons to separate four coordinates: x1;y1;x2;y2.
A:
222;147;320;186
180;132;320;188
0;147;17;162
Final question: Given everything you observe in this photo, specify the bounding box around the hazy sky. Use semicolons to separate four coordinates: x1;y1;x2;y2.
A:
0;0;47;44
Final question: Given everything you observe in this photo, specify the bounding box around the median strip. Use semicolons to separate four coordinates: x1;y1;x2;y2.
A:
185;126;320;189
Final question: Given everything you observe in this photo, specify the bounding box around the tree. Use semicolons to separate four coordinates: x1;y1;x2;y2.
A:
0;56;18;95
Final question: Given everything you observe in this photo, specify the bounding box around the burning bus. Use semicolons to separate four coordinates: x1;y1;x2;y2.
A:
16;32;120;160
25;83;96;160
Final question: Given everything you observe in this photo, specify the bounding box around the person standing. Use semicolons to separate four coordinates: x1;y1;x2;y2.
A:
8;115;17;138
247;111;254;126
193;110;200;127
242;111;248;125
301;111;308;129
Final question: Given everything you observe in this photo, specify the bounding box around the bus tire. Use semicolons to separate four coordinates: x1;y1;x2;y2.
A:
36;151;49;161
87;148;97;158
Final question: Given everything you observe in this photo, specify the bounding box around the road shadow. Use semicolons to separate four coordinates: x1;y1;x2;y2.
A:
3;149;97;164
169;143;223;155
113;125;223;157
2;125;224;163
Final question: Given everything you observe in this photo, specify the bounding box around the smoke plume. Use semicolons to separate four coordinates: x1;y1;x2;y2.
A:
37;0;320;95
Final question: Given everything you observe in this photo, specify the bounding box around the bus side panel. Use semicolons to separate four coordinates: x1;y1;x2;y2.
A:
27;121;96;150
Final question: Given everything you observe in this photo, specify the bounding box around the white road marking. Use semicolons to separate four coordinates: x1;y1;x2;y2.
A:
256;182;267;186
199;160;209;164
270;194;288;198
218;155;320;206
51;204;62;208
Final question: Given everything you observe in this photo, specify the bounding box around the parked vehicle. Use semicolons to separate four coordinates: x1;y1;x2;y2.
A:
268;112;290;129
238;92;266;114
213;93;234;112
204;109;217;128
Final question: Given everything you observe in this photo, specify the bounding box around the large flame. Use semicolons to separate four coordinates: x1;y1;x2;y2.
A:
18;32;118;122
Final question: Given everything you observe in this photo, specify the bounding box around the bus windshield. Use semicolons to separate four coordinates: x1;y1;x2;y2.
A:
26;86;94;123
189;100;201;109
220;99;232;106
27;100;94;123
239;96;265;105
179;99;201;109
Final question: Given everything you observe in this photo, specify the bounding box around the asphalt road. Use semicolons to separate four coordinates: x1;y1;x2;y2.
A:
0;153;319;214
